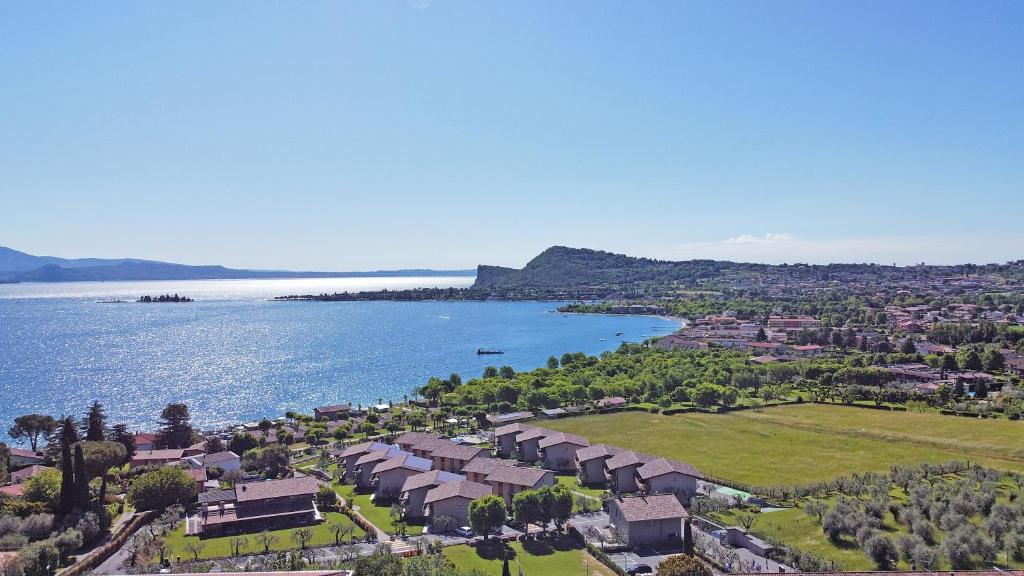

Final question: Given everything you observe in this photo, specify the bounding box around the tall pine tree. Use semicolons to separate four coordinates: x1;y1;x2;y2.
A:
110;423;136;460
83;401;107;441
154;403;195;449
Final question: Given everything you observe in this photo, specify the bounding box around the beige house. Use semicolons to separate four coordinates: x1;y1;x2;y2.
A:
335;441;390;482
429;443;485;473
514;427;552;462
636;458;701;503
604;450;654;493
395;432;443;453
370;453;433;498
353;447;407;489
484;464;555;506
399;469;464;519
538;432;590;472
493;423;532;458
608;494;688;548
574;444;624;486
460;456;507;484
424;480;493;527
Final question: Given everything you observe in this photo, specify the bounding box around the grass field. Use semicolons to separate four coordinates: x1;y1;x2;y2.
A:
444;536;614;576
542;404;1024;486
331;482;425;535
556;474;606;499
165;512;365;560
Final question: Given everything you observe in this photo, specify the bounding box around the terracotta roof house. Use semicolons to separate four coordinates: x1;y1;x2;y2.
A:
370;454;433;498
575;444;624;486
428;443;485;473
394;432;443;453
314;404;351;421
134;432;156;452
424;480;493;527
460;456;508;484
9;465;55;484
131;449;186;469
635;458;701;503
9;448;44;467
195;476;321;535
336;441;391;482
0;484;24;498
484;465;555;506
399;469;464;519
405;436;453;460
514;427;553;462
537;432;590;472
353;447;408;488
493;423;533;458
604;451;655;493
607;493;688;548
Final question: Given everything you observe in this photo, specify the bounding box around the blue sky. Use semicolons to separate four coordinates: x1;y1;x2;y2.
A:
1;1;1021;269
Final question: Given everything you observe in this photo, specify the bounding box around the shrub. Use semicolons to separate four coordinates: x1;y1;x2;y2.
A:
20;513;55;541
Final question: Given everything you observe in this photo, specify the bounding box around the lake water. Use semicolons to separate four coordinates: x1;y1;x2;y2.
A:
0;278;680;435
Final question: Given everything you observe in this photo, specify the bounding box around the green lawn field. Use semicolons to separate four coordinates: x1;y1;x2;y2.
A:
542;404;1024;486
165;511;365;560
444;536;614;576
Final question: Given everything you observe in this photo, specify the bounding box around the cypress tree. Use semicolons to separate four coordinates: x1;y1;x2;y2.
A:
73;443;90;509
57;417;76;515
683;518;695;555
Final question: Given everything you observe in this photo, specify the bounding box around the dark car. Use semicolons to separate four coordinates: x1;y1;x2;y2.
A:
627;565;653;575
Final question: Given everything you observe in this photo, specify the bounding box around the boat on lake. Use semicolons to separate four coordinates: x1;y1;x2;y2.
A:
477;348;504;355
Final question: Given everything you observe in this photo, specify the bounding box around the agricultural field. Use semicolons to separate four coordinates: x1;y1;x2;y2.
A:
444;536;614;576
542;403;1024;486
710;471;1024;571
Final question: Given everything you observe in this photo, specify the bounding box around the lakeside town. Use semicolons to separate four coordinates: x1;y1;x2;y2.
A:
3;271;1024;576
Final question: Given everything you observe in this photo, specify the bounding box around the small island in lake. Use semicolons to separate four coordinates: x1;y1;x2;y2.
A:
137;293;193;303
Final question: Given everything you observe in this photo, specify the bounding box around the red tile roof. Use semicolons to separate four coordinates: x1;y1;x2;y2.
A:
424;479;492;504
611;494;688;522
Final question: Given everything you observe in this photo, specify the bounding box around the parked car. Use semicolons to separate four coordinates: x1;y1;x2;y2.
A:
627;565;653;575
454;526;474;538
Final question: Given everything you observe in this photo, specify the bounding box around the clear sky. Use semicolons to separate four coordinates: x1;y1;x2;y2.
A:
1;1;1021;270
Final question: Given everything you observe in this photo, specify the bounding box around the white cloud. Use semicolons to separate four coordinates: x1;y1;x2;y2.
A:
661;233;1024;265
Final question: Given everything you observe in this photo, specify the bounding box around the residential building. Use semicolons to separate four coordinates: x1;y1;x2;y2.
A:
353;447;408;489
424;480;493;527
370;453;433;499
493;423;532;458
574;444;624;486
194;476;321;535
604;451;654;493
8;448;44;468
537;432;590;472
429;443;484;473
460;456;508;484
635;458;701;504
335;441;390;482
399;469;464;519
313;404;351;421
607;494;688;548
514;428;552;462
131;448;186;469
483;465;555;506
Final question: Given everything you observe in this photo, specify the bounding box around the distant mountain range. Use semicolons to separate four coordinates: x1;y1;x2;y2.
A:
0;247;474;283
